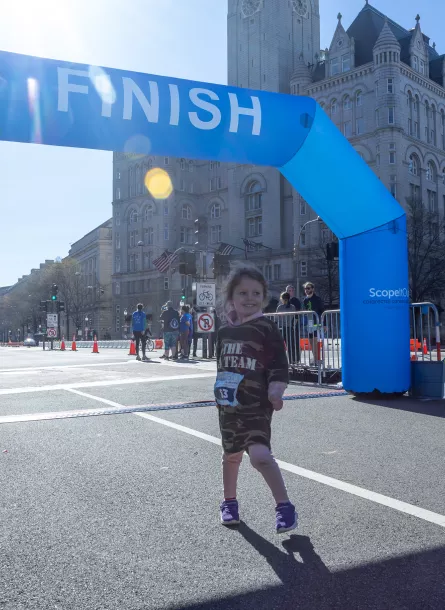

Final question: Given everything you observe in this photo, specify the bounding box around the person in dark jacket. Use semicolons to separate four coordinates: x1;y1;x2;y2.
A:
302;282;324;364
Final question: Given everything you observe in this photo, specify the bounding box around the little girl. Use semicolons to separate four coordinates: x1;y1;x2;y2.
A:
215;265;297;534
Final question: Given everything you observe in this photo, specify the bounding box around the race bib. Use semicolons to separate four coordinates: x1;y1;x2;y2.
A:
214;372;244;408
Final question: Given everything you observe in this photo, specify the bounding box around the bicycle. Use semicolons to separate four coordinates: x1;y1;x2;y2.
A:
199;290;213;303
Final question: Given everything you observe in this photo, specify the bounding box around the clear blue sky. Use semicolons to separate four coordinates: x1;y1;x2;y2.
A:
0;0;443;286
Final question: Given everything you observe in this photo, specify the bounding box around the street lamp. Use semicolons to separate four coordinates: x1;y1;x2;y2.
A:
294;215;323;300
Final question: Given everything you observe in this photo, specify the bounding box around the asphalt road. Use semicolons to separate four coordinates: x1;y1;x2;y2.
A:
1;346;445;610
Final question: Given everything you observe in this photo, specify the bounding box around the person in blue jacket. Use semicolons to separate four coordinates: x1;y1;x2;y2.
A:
132;303;149;361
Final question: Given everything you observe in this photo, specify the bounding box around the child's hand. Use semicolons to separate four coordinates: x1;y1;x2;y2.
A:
270;397;283;411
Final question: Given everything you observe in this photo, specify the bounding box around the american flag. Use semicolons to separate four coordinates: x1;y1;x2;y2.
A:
153;250;178;273
218;243;235;256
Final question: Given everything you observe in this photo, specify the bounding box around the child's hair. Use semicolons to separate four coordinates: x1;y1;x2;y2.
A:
218;263;268;320
280;291;290;302
137;303;143;310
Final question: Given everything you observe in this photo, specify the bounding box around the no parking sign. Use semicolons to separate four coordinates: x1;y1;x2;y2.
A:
197;312;215;333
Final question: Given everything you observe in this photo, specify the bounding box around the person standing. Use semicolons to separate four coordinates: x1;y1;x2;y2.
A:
285;285;301;363
160;301;180;360
179;305;192;360
132;303;149;362
276;292;297;364
215;266;297;534
285;285;301;312
302;282;324;364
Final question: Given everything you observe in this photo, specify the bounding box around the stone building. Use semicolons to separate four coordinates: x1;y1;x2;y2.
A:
65;219;113;339
111;1;445;337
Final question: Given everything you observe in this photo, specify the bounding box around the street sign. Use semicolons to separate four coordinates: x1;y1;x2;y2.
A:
196;282;216;308
197;312;215;333
47;313;58;328
47;328;57;338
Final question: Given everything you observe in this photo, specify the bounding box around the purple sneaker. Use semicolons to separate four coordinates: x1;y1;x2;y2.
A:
220;500;240;525
275;501;298;534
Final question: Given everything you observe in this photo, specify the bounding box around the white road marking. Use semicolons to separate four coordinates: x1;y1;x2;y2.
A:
60;389;445;529
0;361;132;374
0;373;214;395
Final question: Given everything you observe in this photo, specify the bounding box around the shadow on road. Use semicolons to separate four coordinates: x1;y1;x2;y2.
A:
176;525;445;610
351;394;445;419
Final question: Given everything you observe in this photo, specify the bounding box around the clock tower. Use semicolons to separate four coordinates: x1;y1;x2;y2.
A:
228;0;320;93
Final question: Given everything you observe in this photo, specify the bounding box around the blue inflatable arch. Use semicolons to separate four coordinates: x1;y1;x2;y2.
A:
0;51;410;393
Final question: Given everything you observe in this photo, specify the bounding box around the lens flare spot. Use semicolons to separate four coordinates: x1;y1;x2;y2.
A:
124;134;152;157
88;66;116;105
144;168;173;199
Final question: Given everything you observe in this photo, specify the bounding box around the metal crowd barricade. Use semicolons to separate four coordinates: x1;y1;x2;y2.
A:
410;302;441;361
320;310;342;381
265;311;323;384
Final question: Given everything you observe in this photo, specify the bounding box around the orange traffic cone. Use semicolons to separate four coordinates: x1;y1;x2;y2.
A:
423;338;428;355
411;353;417;361
71;334;77;351
128;340;136;356
92;335;99;354
60;336;66;351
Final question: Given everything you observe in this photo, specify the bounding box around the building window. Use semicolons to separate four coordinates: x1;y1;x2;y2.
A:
144;227;154;245
164;277;169;290
247;216;262;237
413;56;418;71
356;91;363;106
116;170;121;180
130;210;138;223
180;227;194;245
273;264;281;281
389;144;396;164
180;159;185;171
188;161;194;173
387;78;394;93
420;60;425;75
264;265;272;281
164;223;169;240
129;231;137;248
300;261;307;278
181;204;192;220
115;233;120;249
390;176;397;198
210;178;215;191
211;202;221;219
115;281;120;296
143;252;151;269
164;157;169;165
408;154;419;176
388;107;395;125
217;176;222;189
410;183;420;202
343;96;352;110
300;199;307;215
144;204;154;221
427;161;436;182
343;121;352;137
428;189;438;213
246;181;262;211
164;203;169;216
189;182;194;194
115;187;121;200
331;57;340;76
129;254;135;272
356;118;364;135
210;225;222;244
331;99;338;115
180;179;185;192
342;54;351;73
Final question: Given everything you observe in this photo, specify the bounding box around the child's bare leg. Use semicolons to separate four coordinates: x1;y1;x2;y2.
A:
222;451;244;498
248;443;289;504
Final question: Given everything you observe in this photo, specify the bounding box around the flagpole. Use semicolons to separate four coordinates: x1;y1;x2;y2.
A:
169;247;185;303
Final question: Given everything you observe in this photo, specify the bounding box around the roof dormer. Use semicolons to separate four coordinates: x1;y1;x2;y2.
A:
326;12;355;77
409;14;429;77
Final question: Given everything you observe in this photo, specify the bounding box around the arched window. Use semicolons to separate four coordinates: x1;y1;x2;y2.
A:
210;202;221;219
181;204;192;220
331;99;338;115
144;204;154;221
356;91;363;107
343;95;352;110
129;209;138;223
408;154;419;176
245;182;262;211
426;161;436;182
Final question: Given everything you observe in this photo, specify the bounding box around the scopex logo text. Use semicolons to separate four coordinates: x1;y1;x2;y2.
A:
369;288;408;299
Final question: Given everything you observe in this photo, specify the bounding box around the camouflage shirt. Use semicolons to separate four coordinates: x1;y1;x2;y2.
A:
215;316;289;414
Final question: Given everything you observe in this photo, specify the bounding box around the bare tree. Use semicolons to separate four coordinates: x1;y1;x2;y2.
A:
407;197;445;304
312;243;340;308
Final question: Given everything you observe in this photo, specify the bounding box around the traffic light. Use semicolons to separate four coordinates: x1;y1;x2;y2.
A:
178;251;197;275
39;300;48;312
194;216;208;247
51;284;58;301
57;301;65;313
213;253;230;276
326;242;339;262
